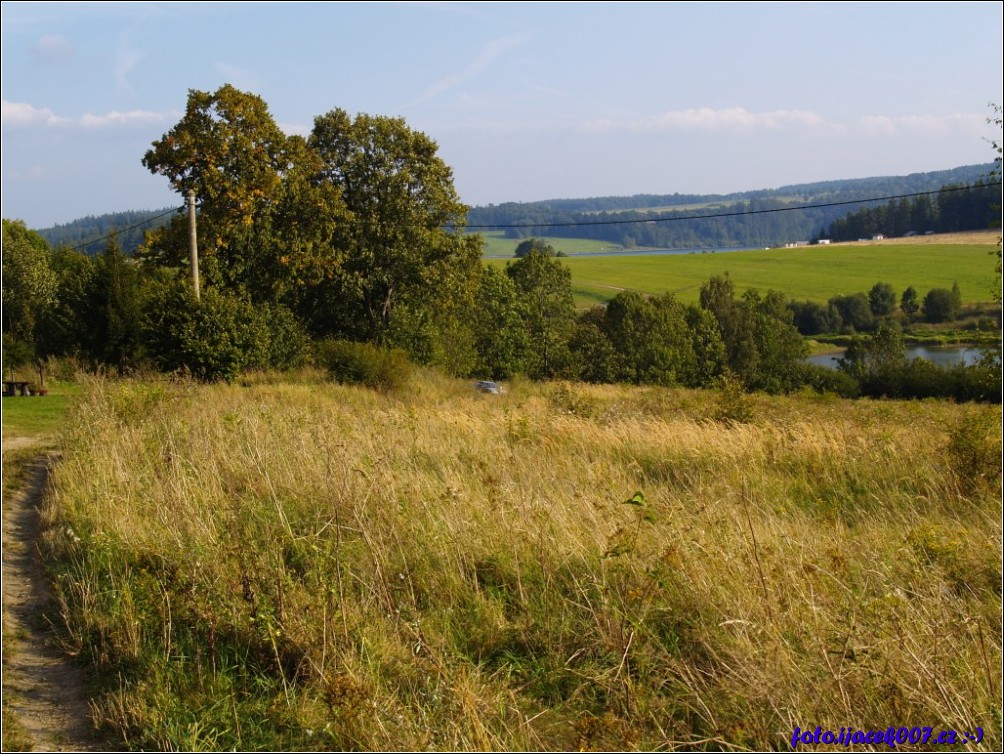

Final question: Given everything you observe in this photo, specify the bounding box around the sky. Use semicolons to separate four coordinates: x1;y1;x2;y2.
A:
2;1;1002;229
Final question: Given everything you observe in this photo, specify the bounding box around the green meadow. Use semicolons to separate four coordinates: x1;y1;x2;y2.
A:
477;231;623;257
489;241;998;308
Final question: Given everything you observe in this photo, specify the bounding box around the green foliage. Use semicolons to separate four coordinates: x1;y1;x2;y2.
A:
839;322;907;384
2;218;57;363
307;108;481;340
922;286;961;323
315;339;412;392
788;299;842;335
473;266;529;379
144;284;282;382
506;250;576;379
513;238;557;258
868;282;897;316
797;362;861;398
900;285;920;317
829;292;874;332
700;275;806;393
825;180;1000;241
569;309;619;384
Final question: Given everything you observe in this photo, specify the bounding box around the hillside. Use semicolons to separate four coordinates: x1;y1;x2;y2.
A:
34;207;180;256
30;164;998;256
468;163;998;251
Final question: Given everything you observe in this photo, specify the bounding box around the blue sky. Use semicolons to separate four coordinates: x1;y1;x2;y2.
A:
2;1;1001;228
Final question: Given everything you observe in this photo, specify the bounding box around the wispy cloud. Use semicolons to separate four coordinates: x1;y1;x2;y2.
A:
403;31;534;108
583;107;828;133
2;100;176;129
30;33;75;64
857;113;985;137
115;44;143;94
582;107;988;139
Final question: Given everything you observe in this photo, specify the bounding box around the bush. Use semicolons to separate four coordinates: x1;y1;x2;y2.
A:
712;370;755;424
143;285;283;383
797;363;860;398
315;339;412;392
946;412;1002;496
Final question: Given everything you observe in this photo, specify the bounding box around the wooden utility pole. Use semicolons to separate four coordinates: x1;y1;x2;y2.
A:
187;189;200;301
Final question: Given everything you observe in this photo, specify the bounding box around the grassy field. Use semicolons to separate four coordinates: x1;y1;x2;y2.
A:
1;382;78;440
483;235;999;309
38;372;1002;750
477;231;623;258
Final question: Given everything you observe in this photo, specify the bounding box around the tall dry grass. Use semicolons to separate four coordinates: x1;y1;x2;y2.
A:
41;372;1001;750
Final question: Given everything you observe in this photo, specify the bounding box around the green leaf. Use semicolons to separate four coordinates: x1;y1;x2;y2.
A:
623;490;645;506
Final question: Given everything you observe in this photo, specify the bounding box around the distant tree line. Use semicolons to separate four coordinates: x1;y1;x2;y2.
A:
34;164;995;257
467;164;996;249
821;181;1001;241
2;87;999;404
35;209;179;256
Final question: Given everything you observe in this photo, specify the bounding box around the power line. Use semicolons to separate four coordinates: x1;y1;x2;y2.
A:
463;182;1003;230
63;205;185;253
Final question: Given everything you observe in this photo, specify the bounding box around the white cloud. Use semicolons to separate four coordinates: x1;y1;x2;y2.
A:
79;110;173;128
1;100;67;127
2;100;176;129
30;33;75;63
404;31;534;108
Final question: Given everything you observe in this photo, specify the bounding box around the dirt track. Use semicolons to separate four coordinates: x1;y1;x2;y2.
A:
2;445;110;751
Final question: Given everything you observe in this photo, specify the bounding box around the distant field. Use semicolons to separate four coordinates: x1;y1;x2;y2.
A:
489;234;999;308
476;231;623;257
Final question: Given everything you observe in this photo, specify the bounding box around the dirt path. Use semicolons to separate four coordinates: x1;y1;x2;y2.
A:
2;447;111;751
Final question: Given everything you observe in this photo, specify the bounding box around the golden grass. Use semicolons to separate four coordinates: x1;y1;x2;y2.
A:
41;373;1002;750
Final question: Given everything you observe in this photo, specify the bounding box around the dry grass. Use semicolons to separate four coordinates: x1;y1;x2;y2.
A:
40;372;1002;750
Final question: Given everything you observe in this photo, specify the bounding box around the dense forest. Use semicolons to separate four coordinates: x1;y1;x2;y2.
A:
821;180;1000;241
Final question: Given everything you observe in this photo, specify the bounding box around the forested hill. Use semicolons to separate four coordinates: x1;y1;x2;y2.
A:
32;163;996;255
35;207;181;255
467;163;997;249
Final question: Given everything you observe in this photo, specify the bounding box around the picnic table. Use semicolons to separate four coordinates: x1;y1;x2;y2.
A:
3;381;32;396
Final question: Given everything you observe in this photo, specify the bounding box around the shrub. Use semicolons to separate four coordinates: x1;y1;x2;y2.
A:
798;363;860;398
315;339;412;392
712;370;755;424
947;412;1003;495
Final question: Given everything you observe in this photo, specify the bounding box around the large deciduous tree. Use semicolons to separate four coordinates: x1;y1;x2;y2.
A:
506;249;576;379
141;85;344;301
307;109;481;346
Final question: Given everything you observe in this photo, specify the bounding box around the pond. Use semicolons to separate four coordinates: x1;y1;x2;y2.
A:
807;345;987;370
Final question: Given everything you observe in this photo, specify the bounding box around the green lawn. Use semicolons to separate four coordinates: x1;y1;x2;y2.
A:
1;381;78;439
486;242;997;308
